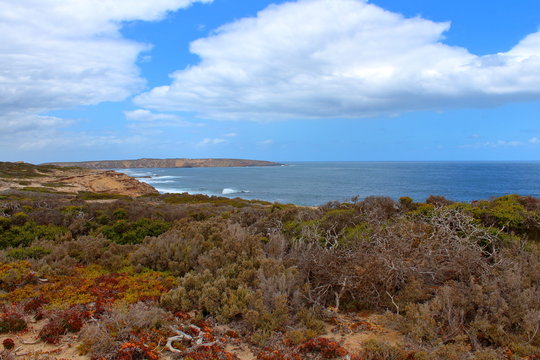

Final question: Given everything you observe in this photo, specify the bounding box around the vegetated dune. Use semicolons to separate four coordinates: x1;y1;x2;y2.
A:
44;158;283;169
0;161;158;197
1;166;540;359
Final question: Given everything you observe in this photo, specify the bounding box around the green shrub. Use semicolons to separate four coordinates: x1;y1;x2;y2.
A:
98;218;171;244
6;246;51;260
0;221;67;249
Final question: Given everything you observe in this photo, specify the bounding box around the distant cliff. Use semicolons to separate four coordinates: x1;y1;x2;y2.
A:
44;158;282;169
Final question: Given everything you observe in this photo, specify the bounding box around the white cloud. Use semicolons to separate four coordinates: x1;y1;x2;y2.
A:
258;139;274;145
0;0;211;137
197;138;227;146
225;132;238;137
125;109;182;122
136;0;540;120
529;137;539;144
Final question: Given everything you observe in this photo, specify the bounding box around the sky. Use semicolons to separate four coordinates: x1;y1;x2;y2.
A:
1;0;540;163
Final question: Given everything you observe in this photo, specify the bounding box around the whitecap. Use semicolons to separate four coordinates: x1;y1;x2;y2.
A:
222;188;250;195
152;175;184;179
154;187;214;196
141;179;176;184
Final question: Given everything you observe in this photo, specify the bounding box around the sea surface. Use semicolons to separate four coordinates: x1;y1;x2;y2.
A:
117;162;540;206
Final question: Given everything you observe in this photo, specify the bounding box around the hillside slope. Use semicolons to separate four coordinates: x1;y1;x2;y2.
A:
0;162;157;196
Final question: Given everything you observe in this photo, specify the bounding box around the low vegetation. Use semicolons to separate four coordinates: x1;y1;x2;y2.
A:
1;188;540;359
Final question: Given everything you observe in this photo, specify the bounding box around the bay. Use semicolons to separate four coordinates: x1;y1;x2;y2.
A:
118;161;540;206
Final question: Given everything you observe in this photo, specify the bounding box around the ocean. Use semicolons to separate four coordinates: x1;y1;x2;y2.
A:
118;161;540;206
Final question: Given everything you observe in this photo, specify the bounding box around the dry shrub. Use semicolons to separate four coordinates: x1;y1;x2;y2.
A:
159;221;304;330
0;349;16;360
295;207;500;310
79;302;172;359
39;305;91;343
0;308;26;333
354;196;401;220
354;339;409;360
35;236;133;274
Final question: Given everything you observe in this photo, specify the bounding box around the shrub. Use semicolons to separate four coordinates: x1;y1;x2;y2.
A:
2;338;15;350
39;305;91;343
99;218;171;244
297;337;348;358
257;349;302;360
116;341;159;360
355;339;409;360
0;261;37;291
79;302;172;359
6;246;51;260
0;221;66;249
0;309;27;333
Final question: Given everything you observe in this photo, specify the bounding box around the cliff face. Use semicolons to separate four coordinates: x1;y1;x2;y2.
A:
0;162;158;197
44;158;282;169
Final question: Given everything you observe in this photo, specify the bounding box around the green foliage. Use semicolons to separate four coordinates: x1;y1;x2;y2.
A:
162;192;270;207
0;220;67;249
0;162;54;179
6;246;51;260
98;218;171;244
1;190;540;358
20;186;64;194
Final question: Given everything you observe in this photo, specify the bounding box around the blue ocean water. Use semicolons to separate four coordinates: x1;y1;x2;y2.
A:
118;162;540;206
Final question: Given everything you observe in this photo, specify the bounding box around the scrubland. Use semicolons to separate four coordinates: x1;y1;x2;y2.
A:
1;184;540;359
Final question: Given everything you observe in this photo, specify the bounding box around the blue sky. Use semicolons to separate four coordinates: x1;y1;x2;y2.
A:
1;0;539;163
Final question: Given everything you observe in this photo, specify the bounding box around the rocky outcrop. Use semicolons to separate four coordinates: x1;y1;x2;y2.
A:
0;162;158;197
52;170;158;196
44;158;282;169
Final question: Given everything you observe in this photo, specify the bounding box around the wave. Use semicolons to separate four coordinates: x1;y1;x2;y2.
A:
141;179;175;184
154;187;214;196
222;188;250;195
152;175;184;179
119;170;154;177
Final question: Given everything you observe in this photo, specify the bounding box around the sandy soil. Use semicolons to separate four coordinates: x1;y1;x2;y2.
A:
0;168;157;197
0;311;401;359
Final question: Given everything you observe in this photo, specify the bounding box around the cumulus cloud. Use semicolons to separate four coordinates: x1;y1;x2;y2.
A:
136;0;540;120
0;0;211;136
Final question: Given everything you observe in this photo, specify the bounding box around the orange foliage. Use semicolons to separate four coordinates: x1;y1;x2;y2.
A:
117;341;159;360
5;265;177;310
297;337;348;359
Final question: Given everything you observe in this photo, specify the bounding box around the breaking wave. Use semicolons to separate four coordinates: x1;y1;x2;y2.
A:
222;188;250;195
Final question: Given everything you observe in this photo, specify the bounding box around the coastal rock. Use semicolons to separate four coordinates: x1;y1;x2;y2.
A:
0;162;158;197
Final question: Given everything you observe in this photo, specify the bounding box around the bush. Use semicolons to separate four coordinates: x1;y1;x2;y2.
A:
354;339;409;360
0;220;66;249
6;246;51;260
99;218;171;244
0;309;27;333
2;338;15;350
297;337;348;358
79;302;172;359
39;305;91;343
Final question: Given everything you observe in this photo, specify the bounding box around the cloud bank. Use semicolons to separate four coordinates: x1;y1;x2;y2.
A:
136;0;540;120
0;0;211;149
